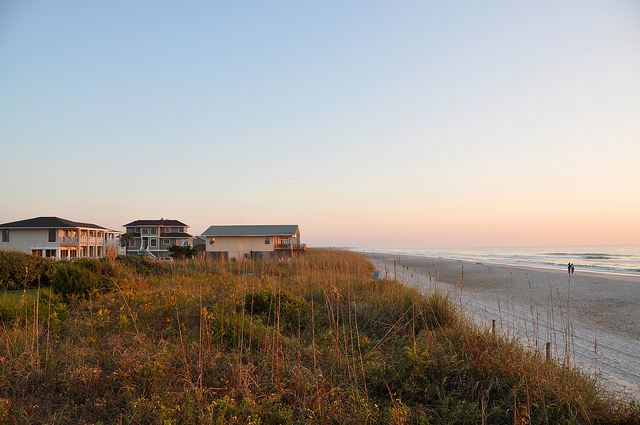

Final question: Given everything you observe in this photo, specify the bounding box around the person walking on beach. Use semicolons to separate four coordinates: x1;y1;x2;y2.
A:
568;263;571;274
571;263;575;274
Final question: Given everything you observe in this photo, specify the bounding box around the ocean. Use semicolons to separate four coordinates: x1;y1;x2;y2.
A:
361;245;640;277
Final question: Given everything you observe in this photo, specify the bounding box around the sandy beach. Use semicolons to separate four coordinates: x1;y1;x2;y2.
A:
365;252;640;399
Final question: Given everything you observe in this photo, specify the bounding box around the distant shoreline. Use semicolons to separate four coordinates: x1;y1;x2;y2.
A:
358;250;640;283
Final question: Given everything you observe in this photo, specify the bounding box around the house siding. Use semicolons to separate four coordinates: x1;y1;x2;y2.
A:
207;236;274;260
1;229;54;253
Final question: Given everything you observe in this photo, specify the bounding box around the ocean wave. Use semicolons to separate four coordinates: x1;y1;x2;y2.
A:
584;255;612;260
545;252;615;259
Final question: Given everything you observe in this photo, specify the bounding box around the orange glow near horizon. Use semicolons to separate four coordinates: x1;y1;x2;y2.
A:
303;208;640;249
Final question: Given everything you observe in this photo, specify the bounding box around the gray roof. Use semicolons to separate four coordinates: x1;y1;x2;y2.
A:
193;236;207;246
202;225;300;238
0;216;108;230
123;219;188;227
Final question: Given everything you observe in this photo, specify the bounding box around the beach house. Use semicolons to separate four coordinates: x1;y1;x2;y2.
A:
122;219;193;259
201;224;306;260
0;216;123;260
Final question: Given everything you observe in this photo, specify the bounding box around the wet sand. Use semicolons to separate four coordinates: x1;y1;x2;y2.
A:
364;252;640;399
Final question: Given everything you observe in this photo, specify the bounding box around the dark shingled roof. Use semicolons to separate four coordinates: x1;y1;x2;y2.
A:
202;225;299;238
129;232;193;238
123;219;189;227
0;216;108;230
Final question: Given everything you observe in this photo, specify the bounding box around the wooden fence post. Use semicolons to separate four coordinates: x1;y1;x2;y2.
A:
394;259;397;281
546;342;551;361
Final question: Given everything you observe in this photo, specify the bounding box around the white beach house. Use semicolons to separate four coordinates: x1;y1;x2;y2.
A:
0;216;123;260
201;224;306;260
122;219;193;259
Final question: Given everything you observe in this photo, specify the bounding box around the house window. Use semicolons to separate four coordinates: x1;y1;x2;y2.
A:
49;229;57;242
142;227;149;235
265;237;270;245
162;238;170;245
150;239;157;247
1;230;8;242
209;238;215;245
151;227;157;235
45;249;56;258
128;239;135;247
165;227;172;233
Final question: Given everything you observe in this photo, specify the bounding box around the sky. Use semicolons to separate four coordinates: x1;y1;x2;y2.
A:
1;1;639;249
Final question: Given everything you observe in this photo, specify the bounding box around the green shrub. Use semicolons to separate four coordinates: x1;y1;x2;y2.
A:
167;245;198;260
73;257;101;274
245;290;311;335
0;250;58;290
114;255;167;276
52;261;113;299
75;257;119;278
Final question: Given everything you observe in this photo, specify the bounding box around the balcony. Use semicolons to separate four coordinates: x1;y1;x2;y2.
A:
78;236;105;246
275;243;307;252
60;236;78;244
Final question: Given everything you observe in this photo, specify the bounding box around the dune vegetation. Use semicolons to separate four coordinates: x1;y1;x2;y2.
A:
0;248;638;424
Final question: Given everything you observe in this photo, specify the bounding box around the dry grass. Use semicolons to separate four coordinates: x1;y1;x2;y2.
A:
0;248;637;424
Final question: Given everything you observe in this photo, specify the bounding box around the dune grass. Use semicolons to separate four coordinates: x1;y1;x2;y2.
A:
0;248;638;424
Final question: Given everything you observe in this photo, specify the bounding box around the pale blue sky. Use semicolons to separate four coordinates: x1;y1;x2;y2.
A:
1;1;639;248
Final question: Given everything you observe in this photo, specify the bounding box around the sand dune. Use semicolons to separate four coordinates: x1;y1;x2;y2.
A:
365;252;640;400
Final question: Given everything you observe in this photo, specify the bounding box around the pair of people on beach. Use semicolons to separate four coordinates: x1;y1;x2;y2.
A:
567;263;574;274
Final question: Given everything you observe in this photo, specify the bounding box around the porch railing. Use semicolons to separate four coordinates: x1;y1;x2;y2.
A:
275;243;307;251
